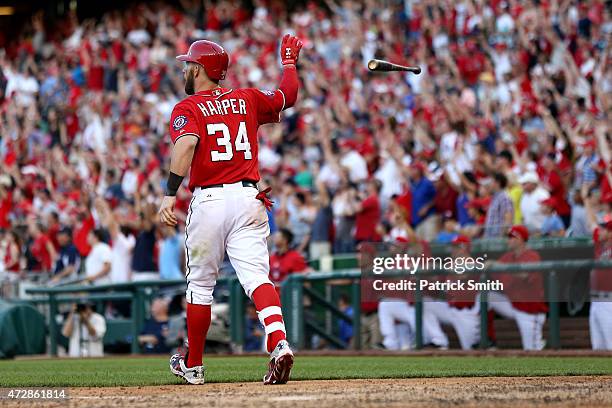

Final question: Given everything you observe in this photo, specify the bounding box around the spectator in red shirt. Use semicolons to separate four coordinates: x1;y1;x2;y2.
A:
0;183;12;229
46;212;61;250
1;230;22;274
354;179;382;243
27;220;56;272
269;228;311;288
455;41;487;86
540;153;571;227
434;176;458;220
74;212;95;257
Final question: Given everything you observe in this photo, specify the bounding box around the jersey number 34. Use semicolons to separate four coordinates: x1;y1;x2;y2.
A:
207;122;252;161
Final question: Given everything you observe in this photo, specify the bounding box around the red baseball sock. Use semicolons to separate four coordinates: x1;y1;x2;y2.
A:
186;303;211;368
251;284;286;353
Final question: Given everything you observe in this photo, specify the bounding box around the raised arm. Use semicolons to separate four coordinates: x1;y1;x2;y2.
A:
250;34;302;125
94;197;121;239
274;34;303;110
314;169;330;207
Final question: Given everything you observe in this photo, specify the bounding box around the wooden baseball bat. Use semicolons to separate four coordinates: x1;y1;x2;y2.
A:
367;59;421;74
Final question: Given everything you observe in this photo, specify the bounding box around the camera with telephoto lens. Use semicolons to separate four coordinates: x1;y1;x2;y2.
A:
76;303;89;313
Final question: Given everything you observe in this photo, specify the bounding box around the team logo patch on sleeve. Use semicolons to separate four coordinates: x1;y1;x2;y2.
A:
259;89;275;97
173;115;188;131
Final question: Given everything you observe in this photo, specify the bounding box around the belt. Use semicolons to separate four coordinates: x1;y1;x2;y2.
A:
448;300;476;310
451;304;475;310
590;291;612;300
198;180;257;190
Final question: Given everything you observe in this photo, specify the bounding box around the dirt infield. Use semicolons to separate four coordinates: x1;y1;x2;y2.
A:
294;349;612;357
3;376;612;408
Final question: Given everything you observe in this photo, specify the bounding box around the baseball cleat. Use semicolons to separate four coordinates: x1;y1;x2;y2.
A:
263;340;294;385
170;353;205;385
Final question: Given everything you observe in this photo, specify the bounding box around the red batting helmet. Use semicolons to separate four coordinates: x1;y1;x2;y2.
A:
176;40;229;81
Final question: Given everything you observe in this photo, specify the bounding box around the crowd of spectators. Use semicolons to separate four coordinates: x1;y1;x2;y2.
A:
0;0;610;286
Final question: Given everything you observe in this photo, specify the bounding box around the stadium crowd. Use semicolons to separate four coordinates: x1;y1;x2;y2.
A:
0;0;610;285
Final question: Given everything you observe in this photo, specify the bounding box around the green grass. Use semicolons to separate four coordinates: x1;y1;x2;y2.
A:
1;356;611;387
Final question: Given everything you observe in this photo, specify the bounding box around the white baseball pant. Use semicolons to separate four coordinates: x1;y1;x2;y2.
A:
514;309;546;350
449;305;480;350
487;291;545;350
378;299;416;350
487;291;516;320
396;323;413;350
379;299;478;349
422;299;450;348
184;182;272;305
590;301;612;350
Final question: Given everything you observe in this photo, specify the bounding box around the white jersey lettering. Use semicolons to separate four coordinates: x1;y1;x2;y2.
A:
197;98;248;118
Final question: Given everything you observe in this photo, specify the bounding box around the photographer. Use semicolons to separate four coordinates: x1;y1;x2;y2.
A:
61;302;106;357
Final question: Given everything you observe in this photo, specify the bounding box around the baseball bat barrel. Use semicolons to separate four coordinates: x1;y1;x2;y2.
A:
367;59;421;74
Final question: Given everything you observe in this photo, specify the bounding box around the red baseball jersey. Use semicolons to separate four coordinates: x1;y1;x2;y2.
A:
446;273;477;309
498;249;548;314
168;87;284;190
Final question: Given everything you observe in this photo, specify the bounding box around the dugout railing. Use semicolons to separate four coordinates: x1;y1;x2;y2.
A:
26;279;187;356
20;237;610;355
24;277;257;356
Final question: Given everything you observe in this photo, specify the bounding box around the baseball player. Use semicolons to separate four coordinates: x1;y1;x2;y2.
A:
158;34;303;385
496;225;548;350
590;219;612;350
445;235;480;350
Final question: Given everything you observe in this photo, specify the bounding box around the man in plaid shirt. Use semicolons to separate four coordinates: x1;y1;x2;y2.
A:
484;173;514;237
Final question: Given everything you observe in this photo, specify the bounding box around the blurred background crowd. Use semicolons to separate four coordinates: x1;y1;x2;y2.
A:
0;0;610;287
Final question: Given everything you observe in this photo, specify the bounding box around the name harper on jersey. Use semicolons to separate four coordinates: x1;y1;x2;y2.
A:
197;98;247;118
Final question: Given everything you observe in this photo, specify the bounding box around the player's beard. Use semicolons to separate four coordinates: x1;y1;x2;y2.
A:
185;70;195;95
